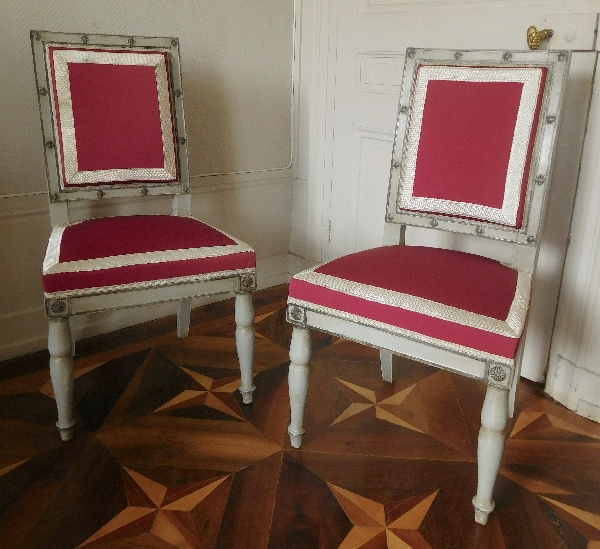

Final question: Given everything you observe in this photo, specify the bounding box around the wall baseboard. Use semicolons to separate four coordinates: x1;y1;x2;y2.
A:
546;356;600;423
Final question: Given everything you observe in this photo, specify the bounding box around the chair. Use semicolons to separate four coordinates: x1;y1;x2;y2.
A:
286;48;569;524
31;30;256;442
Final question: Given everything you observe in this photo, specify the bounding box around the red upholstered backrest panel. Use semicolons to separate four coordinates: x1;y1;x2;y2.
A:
398;65;547;229
48;47;178;188
68;63;165;172
414;80;523;209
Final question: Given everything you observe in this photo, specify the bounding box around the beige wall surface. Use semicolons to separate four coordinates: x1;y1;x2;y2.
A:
0;0;293;194
0;0;295;360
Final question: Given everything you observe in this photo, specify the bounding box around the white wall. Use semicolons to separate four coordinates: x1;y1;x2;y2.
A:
0;0;295;360
546;51;600;422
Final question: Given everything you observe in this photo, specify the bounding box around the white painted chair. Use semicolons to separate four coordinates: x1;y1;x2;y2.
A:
286;48;569;524
31;30;256;442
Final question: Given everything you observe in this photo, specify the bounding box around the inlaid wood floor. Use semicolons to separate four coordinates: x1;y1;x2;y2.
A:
2;286;600;549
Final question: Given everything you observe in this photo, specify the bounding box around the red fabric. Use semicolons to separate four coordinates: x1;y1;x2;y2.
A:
315;246;518;319
43;215;255;293
58;216;236;262
289;246;524;359
43;252;256;293
408;66;547;228
48;48;177;187
414;79;523;209
68;63;166;171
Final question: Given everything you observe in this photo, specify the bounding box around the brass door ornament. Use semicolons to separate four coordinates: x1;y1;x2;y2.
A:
527;26;554;50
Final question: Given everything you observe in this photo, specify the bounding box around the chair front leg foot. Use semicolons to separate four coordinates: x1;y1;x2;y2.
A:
473;384;509;524
235;292;255;404
48;319;76;441
288;326;311;448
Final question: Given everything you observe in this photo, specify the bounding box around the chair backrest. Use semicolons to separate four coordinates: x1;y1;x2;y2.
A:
31;30;190;225
385;48;569;271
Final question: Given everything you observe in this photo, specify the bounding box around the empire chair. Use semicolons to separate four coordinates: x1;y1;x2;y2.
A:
286;48;569;524
31;30;257;442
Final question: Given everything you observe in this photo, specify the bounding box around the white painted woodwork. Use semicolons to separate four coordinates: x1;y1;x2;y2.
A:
379;349;393;382
48;319;75;441
307;310;487;381
293;0;599;385
177;299;192;339
546;51;600;422
235;292;256;404
473;386;509;525
288;325;312;448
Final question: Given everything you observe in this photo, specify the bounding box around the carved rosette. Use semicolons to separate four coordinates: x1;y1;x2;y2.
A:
239;274;256;291
286;305;306;327
45;297;70;318
486;362;512;389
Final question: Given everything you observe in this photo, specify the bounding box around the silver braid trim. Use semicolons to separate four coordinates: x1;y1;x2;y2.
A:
293;265;530;338
45;267;256;299
507;270;532;335
398;66;543;226
288;297;514;367
43;226;66;272
44;238;254;274
49;47;177;186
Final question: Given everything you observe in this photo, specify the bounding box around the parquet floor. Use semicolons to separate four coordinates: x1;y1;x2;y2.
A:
1;285;600;549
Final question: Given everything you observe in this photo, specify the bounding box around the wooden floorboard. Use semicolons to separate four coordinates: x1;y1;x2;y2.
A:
1;285;600;549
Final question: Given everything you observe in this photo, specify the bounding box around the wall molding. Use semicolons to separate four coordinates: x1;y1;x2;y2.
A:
359;0;563;14
0;168;293;219
357;52;405;95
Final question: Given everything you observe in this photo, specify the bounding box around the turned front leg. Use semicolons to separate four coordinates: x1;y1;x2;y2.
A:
472;385;509;525
288;326;312;448
48;318;76;441
235;291;255;404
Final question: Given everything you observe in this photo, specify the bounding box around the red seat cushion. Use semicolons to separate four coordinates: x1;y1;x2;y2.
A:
43;215;255;295
288;246;531;360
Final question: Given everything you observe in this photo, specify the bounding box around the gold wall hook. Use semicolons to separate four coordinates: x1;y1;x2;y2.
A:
527;25;554;50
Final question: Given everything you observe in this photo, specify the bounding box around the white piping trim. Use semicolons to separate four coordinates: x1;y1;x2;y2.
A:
44;241;254;274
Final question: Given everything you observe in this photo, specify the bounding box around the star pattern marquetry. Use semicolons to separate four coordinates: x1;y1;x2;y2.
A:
78;468;231;549
1;286;600;549
0;459;29;477
152;366;246;420
328;483;438;549
510;409;600;441
331;378;423;433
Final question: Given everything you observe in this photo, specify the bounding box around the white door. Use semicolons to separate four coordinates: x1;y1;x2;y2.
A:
299;0;598;382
